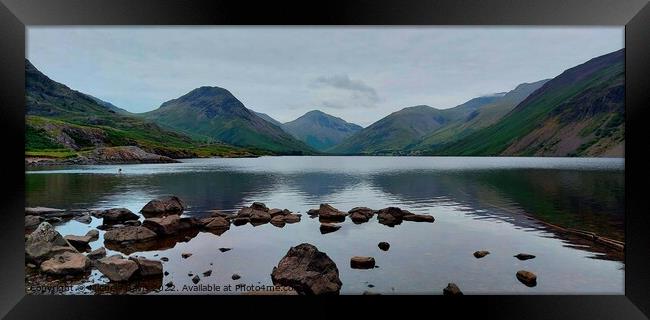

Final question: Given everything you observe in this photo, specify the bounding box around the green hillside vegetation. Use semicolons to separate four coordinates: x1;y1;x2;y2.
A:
143;87;315;155
25;60;263;159
432;49;624;156
282;110;363;151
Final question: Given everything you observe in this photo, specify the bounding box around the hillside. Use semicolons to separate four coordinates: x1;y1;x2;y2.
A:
25;59;260;160
434;49;624;157
143;87;314;154
411;79;549;152
329;95;502;155
282;110;363;151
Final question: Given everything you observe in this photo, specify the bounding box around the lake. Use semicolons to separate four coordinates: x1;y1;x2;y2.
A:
25;156;625;294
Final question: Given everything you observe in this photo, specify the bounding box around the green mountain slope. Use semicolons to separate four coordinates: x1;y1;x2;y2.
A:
411;79;549;152
143;87;315;154
282;110;363;151
253;111;283;127
434;49;624;156
25;59;258;159
329;95;502;155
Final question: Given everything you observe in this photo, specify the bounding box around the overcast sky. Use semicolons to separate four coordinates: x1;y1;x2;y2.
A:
27;27;623;126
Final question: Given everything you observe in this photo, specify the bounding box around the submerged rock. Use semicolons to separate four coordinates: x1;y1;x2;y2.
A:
74;213;92;224
473;250;490;258
203;270;212;277
514;253;536;261
350;256;376;269
140;196;185;216
101;208;139;224
129;256;163;277
87;247;107;260
348;207;375;224
181;253;192;259
143;215;181;236
443;283;463;296
320;223;341;234
104;226;157;243
231;274;241;280
271;243;342;295
40;252;90;276
96;255;139;282
403;214;435;223
219;248;232;253
378;242;390;251
516;270;537;287
317;204;348;222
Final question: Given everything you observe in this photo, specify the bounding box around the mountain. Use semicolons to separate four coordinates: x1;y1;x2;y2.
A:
253;111;283;127
25;59;257;159
410;79;549;152
142;87;314;154
434;49;624;156
282;110;363;151
83;94;131;115
329;95;504;155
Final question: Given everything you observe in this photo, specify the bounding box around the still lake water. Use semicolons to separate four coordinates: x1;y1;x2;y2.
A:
26;156;625;294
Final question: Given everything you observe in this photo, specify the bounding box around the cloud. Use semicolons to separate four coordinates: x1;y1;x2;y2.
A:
312;74;380;109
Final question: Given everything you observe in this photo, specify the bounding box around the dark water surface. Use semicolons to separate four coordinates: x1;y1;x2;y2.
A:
26;156;624;294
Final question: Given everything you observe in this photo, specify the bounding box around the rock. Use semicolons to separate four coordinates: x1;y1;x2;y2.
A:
219;248;232;252
165;281;174;288
403;214;435;223
203;270;212;277
283;214;301;224
474;250;490;258
376;207;412;226
25;215;43;229
192;275;201;284
86;229;99;240
129;256;163;277
348;207;375;224
143;215;181;236
236;207;254;218
251;202;269;212
250;210;272;224
362;291;381;295
320;223;342;234
307;209;319;216
179;217;200;229
270;215;286;228
269;208;285;217
27;263;37;269
101;208;139;224
87;247;107;260
160;257;169;262
40;252;90;276
25;207;65;216
25;222;78;263
124;220;141;226
516;270;537;287
271;243;342;295
140;196;185;215
104;226;157;243
95;255;139;282
350;256;376;269
317;204;347;222
181;253;192;259
378;242;390;251
232;217;250;226
164;271;169;276
64;234;94;251
74;213;92;224
231;274;241;280
210;209;227;217
45;217;63;224
514;253;536;261
443;283;463;296
204;216;230;230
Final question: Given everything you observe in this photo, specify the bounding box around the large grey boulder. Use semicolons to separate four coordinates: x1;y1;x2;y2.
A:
271;243;342;295
25;222;78;263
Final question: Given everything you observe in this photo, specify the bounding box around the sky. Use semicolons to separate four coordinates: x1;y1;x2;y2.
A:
27;27;623;127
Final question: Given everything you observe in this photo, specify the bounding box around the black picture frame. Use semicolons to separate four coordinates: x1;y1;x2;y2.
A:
1;0;648;318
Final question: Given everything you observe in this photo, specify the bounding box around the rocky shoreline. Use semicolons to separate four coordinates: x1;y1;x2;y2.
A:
25;196;624;295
